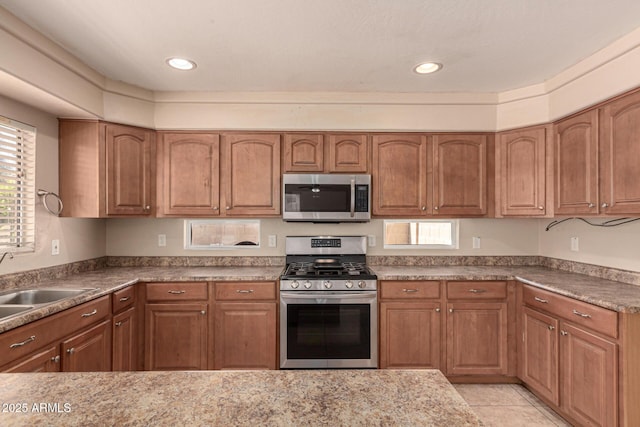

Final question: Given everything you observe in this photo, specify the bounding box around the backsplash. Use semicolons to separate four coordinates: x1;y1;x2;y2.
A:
0;257;107;290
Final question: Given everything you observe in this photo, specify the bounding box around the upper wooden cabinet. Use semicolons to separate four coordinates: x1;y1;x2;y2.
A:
283;133;368;173
59;120;156;217
600;89;640;215
157;132;220;216
553;110;599;215
221;133;281;216
496;125;552;217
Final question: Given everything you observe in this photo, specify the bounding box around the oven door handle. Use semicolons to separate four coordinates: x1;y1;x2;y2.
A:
281;291;377;300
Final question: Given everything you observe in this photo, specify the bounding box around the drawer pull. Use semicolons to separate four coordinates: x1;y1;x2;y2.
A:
435;308;441;313
468;289;486;293
67;348;75;355
168;290;186;295
534;296;548;304
81;309;98;318
9;335;36;349
402;289;419;293
119;296;131;302
51;355;60;363
236;289;254;294
561;330;569;336
115;321;123;327
572;309;592;319
548;325;555;331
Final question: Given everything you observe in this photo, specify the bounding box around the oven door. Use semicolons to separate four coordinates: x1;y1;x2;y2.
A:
280;291;378;369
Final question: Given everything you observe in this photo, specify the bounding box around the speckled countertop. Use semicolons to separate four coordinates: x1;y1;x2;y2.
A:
0;370;481;426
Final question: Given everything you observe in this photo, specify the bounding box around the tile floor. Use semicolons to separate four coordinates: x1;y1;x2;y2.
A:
454;384;572;426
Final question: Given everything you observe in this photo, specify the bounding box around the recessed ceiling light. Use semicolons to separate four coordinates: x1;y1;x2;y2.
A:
414;62;443;74
166;57;197;71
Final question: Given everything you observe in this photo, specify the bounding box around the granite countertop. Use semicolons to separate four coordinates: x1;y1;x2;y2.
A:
0;369;481;426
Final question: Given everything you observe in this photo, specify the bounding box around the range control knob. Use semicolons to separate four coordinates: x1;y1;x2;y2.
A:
345;281;354;289
304;281;312;289
290;281;299;289
358;281;367;289
323;280;333;289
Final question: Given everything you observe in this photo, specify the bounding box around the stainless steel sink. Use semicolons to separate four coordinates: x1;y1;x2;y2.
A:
0;288;95;305
0;305;35;319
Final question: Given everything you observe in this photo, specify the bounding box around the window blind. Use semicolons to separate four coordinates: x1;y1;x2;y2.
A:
0;115;36;251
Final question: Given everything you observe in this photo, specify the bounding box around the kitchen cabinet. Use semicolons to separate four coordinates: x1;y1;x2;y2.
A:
520;284;619;426
599;89;640;215
379;281;442;369
61;319;112;372
112;285;137;371
327;133;368;173
221;133;281;216
283;133;369;173
2;345;60;373
144;282;209;370
59;120;156;217
496;125;552;217
157;132;220;216
213;282;277;370
283;133;324;172
553;110;600;215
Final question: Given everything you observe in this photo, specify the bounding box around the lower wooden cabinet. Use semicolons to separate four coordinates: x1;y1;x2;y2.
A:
61;319;112;372
112;307;137;371
2;345;60;373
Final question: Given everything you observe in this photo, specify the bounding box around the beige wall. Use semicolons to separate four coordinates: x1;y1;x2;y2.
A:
0;95;106;275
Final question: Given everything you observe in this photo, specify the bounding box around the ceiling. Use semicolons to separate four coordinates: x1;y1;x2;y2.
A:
2;0;640;94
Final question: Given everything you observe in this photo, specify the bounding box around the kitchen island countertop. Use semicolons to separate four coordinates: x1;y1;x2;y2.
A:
0;369;481;426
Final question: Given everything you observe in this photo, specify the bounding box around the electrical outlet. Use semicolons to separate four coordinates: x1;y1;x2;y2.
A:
367;235;376;247
472;237;481;249
570;236;579;252
158;234;167;247
51;239;60;256
268;235;277;247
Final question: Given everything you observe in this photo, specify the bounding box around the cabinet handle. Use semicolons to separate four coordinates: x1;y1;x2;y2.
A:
449;308;454;313
168;290;186;294
601;202;609;208
226;206;231;210
81;309;98;318
588;203;595;208
534;296;548;304
115;321;123;327
119;296;131;302
200;310;206;315
51;355;60;363
213;206;219;210
144;205;151;210
9;335;36;349
435;308;441;313
402;288;419;293
538;206;544;210
548;325;555;331
67;348;75;355
421;206;427;211
572;309;592;319
468;289;486;293
434;206;439;211
560;331;568;336
236;289;254;294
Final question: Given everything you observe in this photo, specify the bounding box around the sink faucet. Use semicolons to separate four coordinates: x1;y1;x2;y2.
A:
0;252;14;264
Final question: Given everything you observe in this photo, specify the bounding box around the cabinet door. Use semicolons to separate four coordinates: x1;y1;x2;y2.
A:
61;319;112;372
105;124;155;216
372;134;429;216
327;134;368;173
446;302;508;375
159;132;220;216
379;302;441;369
497;126;550;216
560;323;617;427
2;345;60;373
214;302;277;370
112;307;137;371
432;134;487;216
221;134;281;216
283;134;324;172
600;90;640;214
554;110;599;215
521;307;559;406
144;303;208;370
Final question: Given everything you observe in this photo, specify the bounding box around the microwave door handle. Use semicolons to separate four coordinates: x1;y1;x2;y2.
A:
350;178;356;217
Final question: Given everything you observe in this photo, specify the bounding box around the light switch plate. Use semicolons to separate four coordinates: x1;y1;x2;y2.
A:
472;237;481;249
367;235;376;247
268;235;277;247
158;234;167;247
51;239;60;255
570;236;579;252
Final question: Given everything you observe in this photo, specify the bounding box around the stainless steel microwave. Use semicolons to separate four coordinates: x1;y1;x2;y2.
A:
282;174;371;222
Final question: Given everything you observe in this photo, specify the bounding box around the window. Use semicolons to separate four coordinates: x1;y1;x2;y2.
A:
184;220;260;249
383;219;458;249
0;116;36;252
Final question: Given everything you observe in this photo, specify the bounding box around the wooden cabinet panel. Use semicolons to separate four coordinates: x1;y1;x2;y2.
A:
214;302;277;370
145;282;208;301
61;319;112;372
112;307;137;371
432;134;487;216
327;134;368;173
2;345;60;373
496;126;551;216
372;134;429;216
283;134;324;172
379;302;441;369
446;302;508;375
554;110;599;215
144;303;208;370
560;323;618;427
112;285;136;313
221;133;281;216
379;281;440;300
158;132;220;216
600;90;640;215
214;282;277;301
446;281;507;300
521;307;560;405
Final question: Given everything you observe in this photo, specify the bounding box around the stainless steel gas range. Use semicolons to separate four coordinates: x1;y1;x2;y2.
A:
279;236;378;369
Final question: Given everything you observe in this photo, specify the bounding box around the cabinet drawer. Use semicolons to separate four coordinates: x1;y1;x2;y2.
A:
215;282;277;301
146;282;208;301
112;286;136;313
447;281;508;300
379;281;440;300
523;285;617;338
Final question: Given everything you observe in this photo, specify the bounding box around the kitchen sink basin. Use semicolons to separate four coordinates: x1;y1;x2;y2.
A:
0;305;35;320
0;288;96;306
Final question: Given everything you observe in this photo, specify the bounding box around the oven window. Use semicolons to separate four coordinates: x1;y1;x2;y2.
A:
286;304;371;359
284;184;350;212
